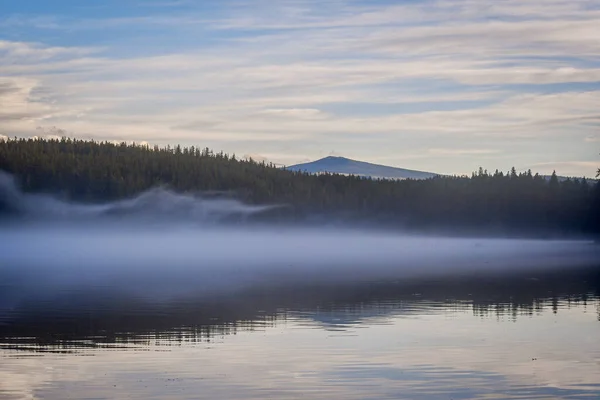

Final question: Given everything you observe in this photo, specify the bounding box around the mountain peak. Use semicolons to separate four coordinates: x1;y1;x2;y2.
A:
286;157;437;180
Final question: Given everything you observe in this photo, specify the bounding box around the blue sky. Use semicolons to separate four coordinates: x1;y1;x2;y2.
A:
1;0;599;176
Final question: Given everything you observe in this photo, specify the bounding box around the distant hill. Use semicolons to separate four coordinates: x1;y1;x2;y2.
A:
286;156;438;180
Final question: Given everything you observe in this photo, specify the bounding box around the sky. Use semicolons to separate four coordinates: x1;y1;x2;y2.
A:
0;0;599;177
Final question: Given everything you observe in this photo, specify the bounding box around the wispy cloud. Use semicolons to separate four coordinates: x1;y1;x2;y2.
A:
427;148;501;156
0;77;55;122
0;0;598;176
0;40;97;63
138;0;193;7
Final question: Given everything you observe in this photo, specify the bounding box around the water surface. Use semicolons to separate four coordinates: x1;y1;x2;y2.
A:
1;259;599;400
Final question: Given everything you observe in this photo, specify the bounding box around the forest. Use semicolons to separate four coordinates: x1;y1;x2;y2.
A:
0;137;599;237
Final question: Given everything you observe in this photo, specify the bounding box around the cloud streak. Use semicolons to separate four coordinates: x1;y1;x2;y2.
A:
0;0;598;176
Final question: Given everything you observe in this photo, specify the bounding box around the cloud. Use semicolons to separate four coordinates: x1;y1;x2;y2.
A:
0;78;55;123
0;0;598;176
0;40;97;63
138;0;192;7
258;108;328;120
428;148;501;156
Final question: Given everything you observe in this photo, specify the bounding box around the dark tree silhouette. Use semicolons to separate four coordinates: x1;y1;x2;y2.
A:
0;137;598;237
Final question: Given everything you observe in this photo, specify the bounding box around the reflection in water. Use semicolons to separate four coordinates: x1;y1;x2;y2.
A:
1;265;599;346
1;264;599;399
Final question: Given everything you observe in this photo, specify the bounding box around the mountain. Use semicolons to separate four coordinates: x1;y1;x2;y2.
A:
285;156;438;180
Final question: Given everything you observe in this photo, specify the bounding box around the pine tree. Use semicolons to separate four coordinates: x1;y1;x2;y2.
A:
0;137;597;236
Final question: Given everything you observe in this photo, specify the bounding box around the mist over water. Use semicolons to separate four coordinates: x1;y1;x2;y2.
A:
1;171;599;321
0;171;275;223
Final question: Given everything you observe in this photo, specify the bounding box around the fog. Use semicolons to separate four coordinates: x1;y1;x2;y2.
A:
1;172;599;318
0;171;275;223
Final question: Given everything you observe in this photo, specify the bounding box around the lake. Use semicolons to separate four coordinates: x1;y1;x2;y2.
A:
1;227;599;400
1;255;599;400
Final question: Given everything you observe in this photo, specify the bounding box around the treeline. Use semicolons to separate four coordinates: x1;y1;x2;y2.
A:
1;137;599;236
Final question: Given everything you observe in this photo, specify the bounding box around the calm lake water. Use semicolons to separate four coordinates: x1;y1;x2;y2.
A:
1;260;599;400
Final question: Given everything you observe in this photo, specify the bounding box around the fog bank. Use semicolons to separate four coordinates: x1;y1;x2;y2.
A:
0;171;275;223
1;171;599;317
2;226;598;303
